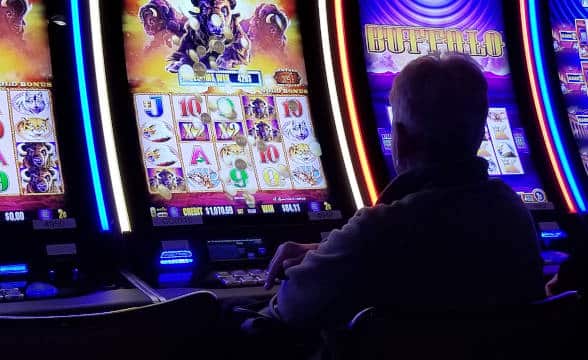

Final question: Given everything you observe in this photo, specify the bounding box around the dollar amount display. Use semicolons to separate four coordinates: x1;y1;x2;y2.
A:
4;211;25;222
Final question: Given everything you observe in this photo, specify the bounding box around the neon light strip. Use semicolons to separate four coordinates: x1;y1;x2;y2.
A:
71;0;111;230
521;0;584;212
0;264;28;275
318;0;365;209
332;0;379;205
160;258;194;265
89;1;132;232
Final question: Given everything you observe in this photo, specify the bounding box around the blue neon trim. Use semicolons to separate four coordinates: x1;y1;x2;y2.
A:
529;0;587;212
160;258;194;265
70;0;110;230
0;264;28;275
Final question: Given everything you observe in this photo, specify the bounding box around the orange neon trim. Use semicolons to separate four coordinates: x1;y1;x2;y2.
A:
334;0;379;205
519;0;577;212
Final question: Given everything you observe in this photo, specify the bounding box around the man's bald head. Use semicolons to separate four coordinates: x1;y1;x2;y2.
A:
389;53;488;173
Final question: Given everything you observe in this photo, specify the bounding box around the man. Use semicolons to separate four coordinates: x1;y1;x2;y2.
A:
264;53;545;328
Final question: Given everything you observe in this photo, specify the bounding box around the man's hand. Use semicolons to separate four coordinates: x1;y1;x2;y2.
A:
265;242;319;289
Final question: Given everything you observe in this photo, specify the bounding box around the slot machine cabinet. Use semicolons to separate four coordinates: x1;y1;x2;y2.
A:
0;0;150;314
95;0;357;296
543;0;588;194
322;0;587;275
528;0;588;274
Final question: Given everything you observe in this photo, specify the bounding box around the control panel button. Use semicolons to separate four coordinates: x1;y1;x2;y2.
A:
3;288;24;301
215;271;231;278
240;276;258;286
231;270;248;277
220;277;242;288
215;268;281;288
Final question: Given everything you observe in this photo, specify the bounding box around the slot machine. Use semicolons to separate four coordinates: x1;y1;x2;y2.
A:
95;0;356;296
321;0;588;276
0;0;150;314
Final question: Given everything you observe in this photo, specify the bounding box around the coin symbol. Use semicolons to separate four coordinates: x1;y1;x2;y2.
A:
235;159;247;170
196;45;207;58
212;40;226;54
193;62;207;77
235;135;248;147
200;113;212;124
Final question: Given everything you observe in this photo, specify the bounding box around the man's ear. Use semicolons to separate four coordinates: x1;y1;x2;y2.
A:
394;122;416;161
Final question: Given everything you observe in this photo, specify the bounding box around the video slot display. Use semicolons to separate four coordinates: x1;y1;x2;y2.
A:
123;0;338;226
0;0;73;229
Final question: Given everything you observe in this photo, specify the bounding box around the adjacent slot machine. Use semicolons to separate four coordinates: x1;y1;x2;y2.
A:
533;0;588;274
0;0;149;313
98;0;356;293
326;0;586;272
548;0;588;186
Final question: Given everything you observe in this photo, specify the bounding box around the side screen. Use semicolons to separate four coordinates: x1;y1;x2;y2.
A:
0;0;73;229
123;1;336;226
359;0;549;206
549;0;588;178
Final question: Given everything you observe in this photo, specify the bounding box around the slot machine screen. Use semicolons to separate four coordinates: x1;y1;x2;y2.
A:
549;0;588;178
360;0;549;206
0;0;74;229
123;1;338;226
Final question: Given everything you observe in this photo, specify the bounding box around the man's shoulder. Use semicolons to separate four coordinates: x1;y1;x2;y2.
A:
354;200;413;224
395;178;522;206
336;202;414;239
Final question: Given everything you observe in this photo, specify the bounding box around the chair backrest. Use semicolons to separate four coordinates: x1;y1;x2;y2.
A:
0;290;219;359
532;290;579;311
333;293;585;360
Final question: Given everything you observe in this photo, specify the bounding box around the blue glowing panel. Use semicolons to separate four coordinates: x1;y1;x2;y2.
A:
0;264;28;275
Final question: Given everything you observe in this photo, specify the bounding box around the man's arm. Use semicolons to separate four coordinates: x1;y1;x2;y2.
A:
272;206;391;328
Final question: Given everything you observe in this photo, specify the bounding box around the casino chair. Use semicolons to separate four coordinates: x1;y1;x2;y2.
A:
327;291;585;360
0;290;219;360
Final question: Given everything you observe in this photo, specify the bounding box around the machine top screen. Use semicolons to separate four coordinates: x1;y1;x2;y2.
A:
0;0;74;229
123;0;338;226
549;0;588;180
359;0;550;207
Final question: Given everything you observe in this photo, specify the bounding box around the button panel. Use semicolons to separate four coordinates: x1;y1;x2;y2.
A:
214;269;280;288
